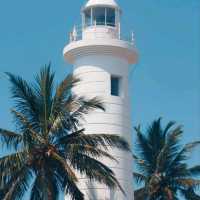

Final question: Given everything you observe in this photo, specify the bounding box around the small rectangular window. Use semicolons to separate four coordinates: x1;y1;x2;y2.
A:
111;76;120;96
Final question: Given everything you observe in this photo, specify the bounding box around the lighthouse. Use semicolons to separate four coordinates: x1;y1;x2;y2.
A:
63;0;138;199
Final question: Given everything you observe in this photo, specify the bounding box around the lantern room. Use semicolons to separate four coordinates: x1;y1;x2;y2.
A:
82;0;121;40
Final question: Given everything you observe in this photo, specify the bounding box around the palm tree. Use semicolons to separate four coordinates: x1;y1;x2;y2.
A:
133;118;200;200
0;65;130;200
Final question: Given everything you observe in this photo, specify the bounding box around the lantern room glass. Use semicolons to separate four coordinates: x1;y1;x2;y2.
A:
84;7;116;27
106;8;115;26
84;8;91;27
93;7;105;25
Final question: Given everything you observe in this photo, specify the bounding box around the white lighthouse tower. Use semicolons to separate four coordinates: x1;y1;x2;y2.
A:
63;0;138;199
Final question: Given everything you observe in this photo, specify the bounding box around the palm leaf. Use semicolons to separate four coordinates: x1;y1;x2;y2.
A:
69;97;105;120
50;151;78;182
3;167;32;200
0;151;27;178
11;109;45;145
5;72;40;130
176;178;200;188
189;165;200;177
69;152;125;195
0;128;22;150
163;120;176;136
168;141;200;175
66;143;117;162
64;176;84;200
134;187;146;200
51;75;80;118
59;132;130;152
135;126;153;172
180;188;200;200
156;126;182;172
34;64;55;136
133;172;146;184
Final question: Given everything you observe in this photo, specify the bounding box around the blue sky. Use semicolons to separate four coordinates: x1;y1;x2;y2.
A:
0;0;200;196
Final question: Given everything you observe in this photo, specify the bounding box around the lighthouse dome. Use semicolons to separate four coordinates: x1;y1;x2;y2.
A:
84;0;120;9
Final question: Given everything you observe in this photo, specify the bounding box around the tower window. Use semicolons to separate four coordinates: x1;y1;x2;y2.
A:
111;76;120;96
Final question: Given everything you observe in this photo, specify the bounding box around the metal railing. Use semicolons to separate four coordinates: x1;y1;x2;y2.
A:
68;24;135;45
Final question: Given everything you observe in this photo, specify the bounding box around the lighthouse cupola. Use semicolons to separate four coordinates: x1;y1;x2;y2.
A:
82;0;121;40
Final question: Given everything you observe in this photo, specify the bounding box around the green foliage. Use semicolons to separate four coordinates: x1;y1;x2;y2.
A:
0;64;130;200
133;118;200;200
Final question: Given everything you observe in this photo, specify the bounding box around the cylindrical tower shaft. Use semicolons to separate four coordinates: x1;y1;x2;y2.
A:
63;1;138;199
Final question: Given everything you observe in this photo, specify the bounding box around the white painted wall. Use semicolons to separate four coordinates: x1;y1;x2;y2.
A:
68;54;134;200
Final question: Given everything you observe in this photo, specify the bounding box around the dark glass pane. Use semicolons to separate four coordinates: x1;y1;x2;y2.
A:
85;8;91;27
106;8;115;27
93;7;106;25
111;77;120;96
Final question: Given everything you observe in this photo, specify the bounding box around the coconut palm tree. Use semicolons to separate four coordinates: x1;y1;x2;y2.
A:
133;118;200;200
0;65;130;200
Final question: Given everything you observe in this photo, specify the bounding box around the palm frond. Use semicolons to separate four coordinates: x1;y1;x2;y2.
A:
0;151;27;178
5;72;40;130
133;172;146;185
184;141;200;153
34;64;55;136
66;143;117;162
134;187;146;200
180;188;200;200
64;176;84;200
11;109;45;145
3;167;32;200
165;125;182;153
132;153;150;174
168;141;200;176
189;165;200;177
46;154;84;200
50;151;78;182
0;128;22;150
147;118;164;148
176;178;200;188
69;152;125;195
59;131;130;152
49;75;80;135
49;96;105;137
156;126;182;172
51;75;80;116
163;120;176;137
134;126;153;171
70;97;105;119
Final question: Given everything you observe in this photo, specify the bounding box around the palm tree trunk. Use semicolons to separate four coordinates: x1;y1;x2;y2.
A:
47;189;53;200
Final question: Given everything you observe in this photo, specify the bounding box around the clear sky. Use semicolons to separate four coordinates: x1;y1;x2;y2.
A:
0;0;200;197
